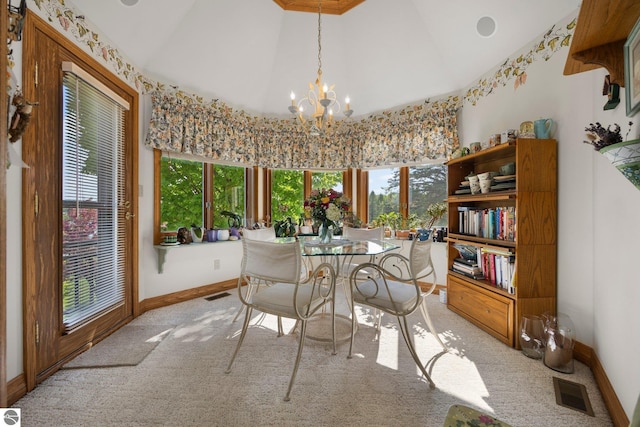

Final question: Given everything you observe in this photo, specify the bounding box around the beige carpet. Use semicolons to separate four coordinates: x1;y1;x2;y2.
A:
14;292;613;426
62;324;174;369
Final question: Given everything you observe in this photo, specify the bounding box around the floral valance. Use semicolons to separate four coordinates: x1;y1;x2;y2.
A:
145;92;460;169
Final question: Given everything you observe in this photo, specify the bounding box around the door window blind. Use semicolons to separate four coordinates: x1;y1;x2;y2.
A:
61;63;128;332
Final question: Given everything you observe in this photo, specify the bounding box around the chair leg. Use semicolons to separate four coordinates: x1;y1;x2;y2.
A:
331;297;337;355
232;283;256;322
374;308;382;331
419;297;448;350
284;319;308;402
277;316;284;337
397;315;436;389
225;306;253;374
347;295;357;359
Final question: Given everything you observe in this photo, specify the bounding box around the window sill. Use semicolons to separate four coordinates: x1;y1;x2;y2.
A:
153;240;241;274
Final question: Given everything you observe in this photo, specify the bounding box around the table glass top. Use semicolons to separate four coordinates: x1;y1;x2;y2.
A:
274;236;399;256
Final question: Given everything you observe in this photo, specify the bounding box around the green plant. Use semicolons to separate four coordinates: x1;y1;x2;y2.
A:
190;223;203;239
406;213;420;229
386;211;401;230
274;217;296;237
220;210;242;228
425;202;447;228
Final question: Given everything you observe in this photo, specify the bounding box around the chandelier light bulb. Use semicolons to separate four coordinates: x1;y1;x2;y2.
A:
345;97;350;110
290;91;296;106
323;84;328;99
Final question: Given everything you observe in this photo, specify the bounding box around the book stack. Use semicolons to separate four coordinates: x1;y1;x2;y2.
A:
457;206;516;241
451;257;484;279
478;247;516;294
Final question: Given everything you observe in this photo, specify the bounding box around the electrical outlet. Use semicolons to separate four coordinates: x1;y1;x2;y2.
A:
213;259;220;270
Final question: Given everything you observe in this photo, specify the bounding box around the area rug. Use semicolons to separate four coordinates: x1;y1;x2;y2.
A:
62;324;174;369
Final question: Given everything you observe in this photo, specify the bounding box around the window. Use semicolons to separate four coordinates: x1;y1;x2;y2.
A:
311;171;343;193
158;153;246;235
61;64;129;331
408;164;447;227
367;165;447;228
367;168;399;223
270;169;304;223
213;164;245;229
160;157;203;231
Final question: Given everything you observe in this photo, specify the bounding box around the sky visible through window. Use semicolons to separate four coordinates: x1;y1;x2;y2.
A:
368;168;394;194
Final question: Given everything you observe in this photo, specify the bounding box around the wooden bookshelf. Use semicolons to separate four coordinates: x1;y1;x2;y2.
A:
445;139;557;347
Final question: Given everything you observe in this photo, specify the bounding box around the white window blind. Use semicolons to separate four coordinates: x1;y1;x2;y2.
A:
61;64;127;332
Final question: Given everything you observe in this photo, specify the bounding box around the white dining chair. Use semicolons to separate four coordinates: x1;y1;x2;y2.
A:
340;227;385;303
347;238;447;389
226;238;336;401
232;227;278;325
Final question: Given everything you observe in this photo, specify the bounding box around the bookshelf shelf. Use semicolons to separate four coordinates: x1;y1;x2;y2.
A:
445;138;557;348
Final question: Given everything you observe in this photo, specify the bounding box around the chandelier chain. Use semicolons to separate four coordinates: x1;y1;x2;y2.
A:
317;0;322;79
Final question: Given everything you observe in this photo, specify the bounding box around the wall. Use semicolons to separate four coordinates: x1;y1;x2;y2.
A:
5;2;639;420
457;13;640;417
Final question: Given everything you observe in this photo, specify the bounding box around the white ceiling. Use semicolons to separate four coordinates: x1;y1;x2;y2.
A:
69;0;581;117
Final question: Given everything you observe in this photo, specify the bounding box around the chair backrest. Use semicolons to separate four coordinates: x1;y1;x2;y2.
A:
242;227;276;242
241;238;302;283
343;227;384;241
409;237;434;279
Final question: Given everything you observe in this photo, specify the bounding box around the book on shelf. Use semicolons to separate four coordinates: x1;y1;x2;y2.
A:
452;262;482;275
463;245;516;292
454;257;478;267
456;206;516;242
451;267;485;280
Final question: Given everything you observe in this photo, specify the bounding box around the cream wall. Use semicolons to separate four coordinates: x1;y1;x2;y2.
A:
5;2;639;420
457;20;640;417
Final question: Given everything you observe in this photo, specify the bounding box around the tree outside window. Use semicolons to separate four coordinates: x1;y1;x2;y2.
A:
368;168;399;223
160;157;203;231
271;169;304;223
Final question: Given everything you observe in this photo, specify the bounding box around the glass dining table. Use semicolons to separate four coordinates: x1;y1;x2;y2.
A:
277;235;400;342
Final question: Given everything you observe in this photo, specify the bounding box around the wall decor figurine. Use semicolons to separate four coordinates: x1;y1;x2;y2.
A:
8;91;37;143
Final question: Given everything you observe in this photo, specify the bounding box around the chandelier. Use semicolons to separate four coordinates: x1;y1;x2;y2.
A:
288;0;353;136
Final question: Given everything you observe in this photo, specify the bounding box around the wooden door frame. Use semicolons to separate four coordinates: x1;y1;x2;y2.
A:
1;0;9;408
21;11;139;391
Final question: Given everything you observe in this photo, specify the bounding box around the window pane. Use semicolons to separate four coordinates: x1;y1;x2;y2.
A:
160;157;203;231
367;168;399;223
408;164;448;228
213;164;245;229
311;171;342;193
271;169;304;223
61;70;126;331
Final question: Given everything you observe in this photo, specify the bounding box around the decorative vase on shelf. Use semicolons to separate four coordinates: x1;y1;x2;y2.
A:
599;139;640;190
318;221;333;244
191;227;203;243
217;229;230;241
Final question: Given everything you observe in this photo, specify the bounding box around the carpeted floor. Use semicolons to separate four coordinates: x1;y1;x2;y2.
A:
13;291;613;426
62;324;174;369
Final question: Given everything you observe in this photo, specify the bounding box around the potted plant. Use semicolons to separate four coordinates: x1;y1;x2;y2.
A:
190;223;204;243
584;121;640;190
221;210;243;238
274;217;297;237
425;202;447;229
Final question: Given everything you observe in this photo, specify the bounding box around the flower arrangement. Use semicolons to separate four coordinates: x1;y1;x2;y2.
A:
303;188;351;228
583;121;633;151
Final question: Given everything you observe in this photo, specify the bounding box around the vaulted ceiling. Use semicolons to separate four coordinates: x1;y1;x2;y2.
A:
69;0;581;117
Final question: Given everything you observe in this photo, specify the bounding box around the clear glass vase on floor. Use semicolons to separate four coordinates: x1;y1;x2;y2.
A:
318;222;333;244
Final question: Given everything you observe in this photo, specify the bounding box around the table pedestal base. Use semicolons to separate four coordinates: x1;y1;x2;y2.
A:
303;313;355;343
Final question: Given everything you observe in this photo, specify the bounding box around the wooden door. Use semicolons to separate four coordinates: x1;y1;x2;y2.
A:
22;11;138;388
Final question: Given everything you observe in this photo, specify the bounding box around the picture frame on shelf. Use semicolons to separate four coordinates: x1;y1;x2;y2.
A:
624;16;640;117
